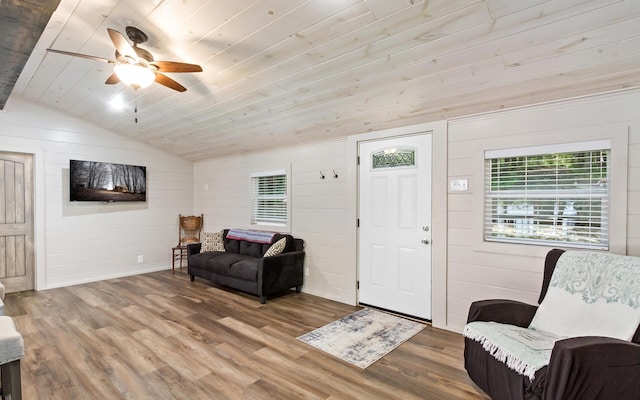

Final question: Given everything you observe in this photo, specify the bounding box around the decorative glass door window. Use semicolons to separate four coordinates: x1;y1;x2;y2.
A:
371;147;416;169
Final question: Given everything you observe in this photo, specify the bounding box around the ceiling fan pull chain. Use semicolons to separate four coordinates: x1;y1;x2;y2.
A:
134;92;138;123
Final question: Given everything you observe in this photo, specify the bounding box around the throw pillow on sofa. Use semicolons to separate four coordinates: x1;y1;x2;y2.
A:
264;237;287;257
202;231;225;252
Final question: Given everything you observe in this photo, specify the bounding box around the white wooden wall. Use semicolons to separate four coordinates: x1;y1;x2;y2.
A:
194;90;640;331
194;139;352;304
445;89;640;332
0;99;194;289
3;89;640;335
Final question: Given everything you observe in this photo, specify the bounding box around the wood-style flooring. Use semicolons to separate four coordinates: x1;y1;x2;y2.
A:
5;269;490;399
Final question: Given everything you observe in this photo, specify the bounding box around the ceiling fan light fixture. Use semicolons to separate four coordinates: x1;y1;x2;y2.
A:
47;27;201;92
114;64;155;89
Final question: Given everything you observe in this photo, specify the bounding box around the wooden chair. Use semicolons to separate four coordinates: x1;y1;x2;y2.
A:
172;214;203;271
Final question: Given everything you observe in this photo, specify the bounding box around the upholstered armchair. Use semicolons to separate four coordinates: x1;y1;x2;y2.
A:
464;249;640;400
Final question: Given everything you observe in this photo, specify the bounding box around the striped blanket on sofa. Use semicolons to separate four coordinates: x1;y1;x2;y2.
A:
226;229;277;244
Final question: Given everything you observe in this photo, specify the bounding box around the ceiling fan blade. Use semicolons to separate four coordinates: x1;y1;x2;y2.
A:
107;28;138;61
155;72;187;92
105;73;120;85
152;61;203;73
46;48;113;63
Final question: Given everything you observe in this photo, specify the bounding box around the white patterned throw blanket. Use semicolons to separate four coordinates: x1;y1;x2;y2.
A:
464;251;640;380
464;321;563;380
226;229;276;244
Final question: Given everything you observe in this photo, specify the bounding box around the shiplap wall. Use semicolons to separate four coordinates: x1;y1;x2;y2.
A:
194;139;353;304
3;89;639;333
445;89;640;332
0;98;193;289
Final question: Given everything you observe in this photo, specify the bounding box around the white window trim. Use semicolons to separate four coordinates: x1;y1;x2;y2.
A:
249;168;291;232
250;169;286;179
484;139;611;159
471;125;628;256
483;141;611;250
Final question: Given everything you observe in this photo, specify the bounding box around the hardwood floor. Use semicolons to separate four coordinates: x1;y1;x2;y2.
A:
5;269;490;399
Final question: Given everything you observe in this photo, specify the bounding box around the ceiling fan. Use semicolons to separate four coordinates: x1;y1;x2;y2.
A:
46;26;202;92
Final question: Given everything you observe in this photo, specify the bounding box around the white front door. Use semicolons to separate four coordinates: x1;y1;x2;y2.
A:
358;134;432;319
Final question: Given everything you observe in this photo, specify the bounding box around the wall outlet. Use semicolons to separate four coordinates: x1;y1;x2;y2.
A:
304;267;310;276
137;255;144;263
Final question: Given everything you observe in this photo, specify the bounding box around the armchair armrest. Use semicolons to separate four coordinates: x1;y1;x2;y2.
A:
187;243;202;257
544;337;640;400
467;299;538;327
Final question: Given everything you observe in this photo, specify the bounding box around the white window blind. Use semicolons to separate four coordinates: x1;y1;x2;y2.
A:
251;170;287;225
484;142;610;249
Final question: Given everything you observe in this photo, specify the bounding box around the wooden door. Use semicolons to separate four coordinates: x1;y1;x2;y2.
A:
358;133;432;319
0;152;35;292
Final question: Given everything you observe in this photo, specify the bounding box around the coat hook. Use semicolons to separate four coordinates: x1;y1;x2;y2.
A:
320;171;325;179
333;169;338;178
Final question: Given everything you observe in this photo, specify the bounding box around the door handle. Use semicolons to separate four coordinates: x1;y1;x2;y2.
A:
421;239;430;245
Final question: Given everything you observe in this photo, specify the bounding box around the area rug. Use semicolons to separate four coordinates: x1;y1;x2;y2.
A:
297;308;425;368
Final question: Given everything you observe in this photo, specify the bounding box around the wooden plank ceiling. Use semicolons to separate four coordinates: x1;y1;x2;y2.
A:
7;0;640;161
0;0;61;109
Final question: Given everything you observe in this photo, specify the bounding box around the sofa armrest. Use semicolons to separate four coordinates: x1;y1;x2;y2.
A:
467;299;538;327
544;337;640;400
187;243;202;257
258;251;306;301
262;250;305;269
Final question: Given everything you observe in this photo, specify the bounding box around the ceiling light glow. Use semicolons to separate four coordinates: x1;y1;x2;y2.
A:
114;64;155;89
110;95;125;110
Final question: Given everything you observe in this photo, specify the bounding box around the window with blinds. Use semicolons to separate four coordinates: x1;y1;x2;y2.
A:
251;170;287;225
484;140;610;249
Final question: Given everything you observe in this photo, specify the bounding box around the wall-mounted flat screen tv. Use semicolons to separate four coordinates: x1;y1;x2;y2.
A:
70;160;146;202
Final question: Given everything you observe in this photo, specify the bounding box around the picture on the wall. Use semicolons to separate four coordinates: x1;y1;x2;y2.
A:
70;160;146;202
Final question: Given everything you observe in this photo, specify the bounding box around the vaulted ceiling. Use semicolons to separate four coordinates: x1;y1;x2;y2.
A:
0;0;61;109
5;0;640;161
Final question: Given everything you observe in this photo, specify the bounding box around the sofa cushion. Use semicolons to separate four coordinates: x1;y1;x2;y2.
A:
262;233;294;254
264;237;286;257
239;240;265;258
189;251;222;270
201;231;225;252
207;253;257;275
229;258;261;281
223;230;240;253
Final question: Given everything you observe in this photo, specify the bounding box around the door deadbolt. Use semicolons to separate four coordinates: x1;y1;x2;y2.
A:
421;239;430;245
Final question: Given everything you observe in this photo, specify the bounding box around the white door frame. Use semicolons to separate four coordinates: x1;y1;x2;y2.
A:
358;133;433;319
347;121;448;329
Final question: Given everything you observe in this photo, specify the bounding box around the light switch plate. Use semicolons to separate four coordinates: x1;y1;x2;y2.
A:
449;178;469;191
